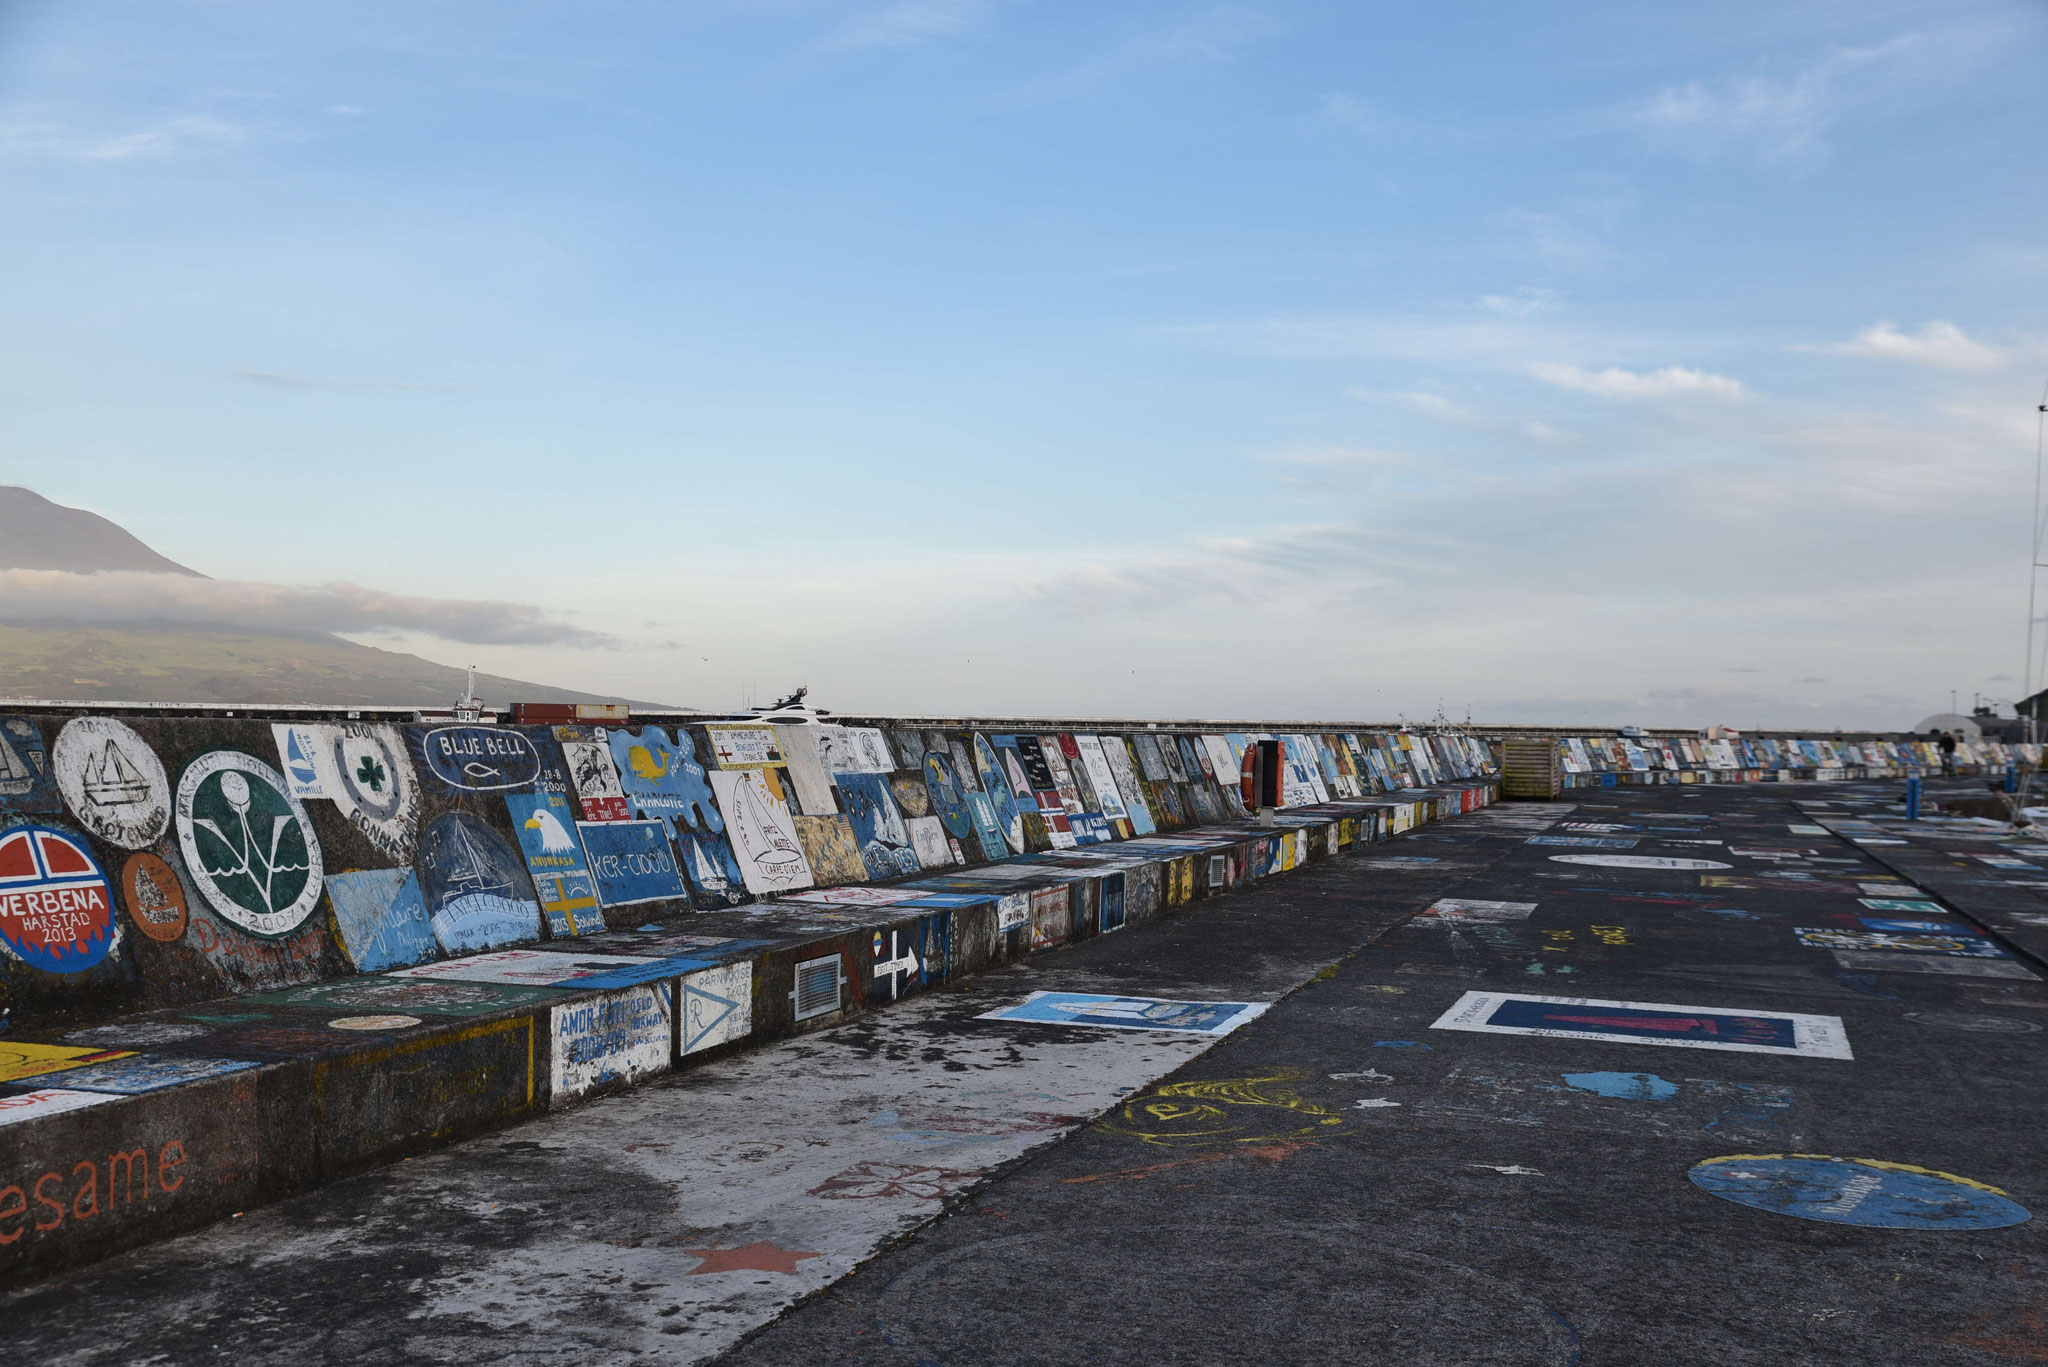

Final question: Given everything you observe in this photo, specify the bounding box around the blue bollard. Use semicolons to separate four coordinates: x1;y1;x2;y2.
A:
2006;762;2018;793
1906;774;1921;820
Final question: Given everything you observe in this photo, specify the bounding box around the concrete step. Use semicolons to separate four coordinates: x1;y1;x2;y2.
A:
0;785;1493;1285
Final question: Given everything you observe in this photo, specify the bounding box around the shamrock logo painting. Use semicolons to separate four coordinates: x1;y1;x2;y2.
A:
175;750;325;938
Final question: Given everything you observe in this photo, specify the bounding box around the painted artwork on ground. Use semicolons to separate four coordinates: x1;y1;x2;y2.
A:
1858;898;1946;914
707;769;814;895
978;990;1268;1036
31;1054;261;1094
564;738;632;822
1689;1154;2030;1230
579;818;691;907
551;982;674;1101
411;725;542;793
1794;927;2005;957
248;974;565;1016
120;851;188;942
681;960;753;1055
0;717;59;815
0;823;120;973
324;866;438;971
922;752;974;841
836;771;921;879
328;723;419;860
0;1042;135;1084
175;750;326;939
52;716;170;849
791;814;869;886
905;815;956;869
782;885;927;906
1549;854;1732;870
416;810;543;953
0;1088;118;1127
970;734;1028;853
390;947;660;988
271;721;333;798
1527;835;1639;849
1430;992;1853;1059
702;724;783;770
1414;899;1539;924
505;791;603;936
1828;950;2036;978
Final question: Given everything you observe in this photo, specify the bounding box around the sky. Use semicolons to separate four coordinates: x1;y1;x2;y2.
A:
1;0;2044;728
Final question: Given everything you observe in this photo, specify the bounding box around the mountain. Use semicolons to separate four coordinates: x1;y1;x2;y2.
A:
0;486;203;575
0;488;670;708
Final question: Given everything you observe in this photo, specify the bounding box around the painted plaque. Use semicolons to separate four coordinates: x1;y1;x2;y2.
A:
324;866;438;971
1430;992;1852;1059
551;982;674;1102
0;717;59;815
706;769;815;895
564;738;632;822
681;960;753;1055
329;722;419;860
579;818;690;907
506;791;603;935
120;850;188;943
978;991;1268;1036
52;716;170;849
413;725;542;793
271;722;334;798
175;750;325;939
416;810;542;954
836;771;921;879
0;823;120;972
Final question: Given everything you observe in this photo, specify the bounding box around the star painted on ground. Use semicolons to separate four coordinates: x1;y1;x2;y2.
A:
681;1241;821;1276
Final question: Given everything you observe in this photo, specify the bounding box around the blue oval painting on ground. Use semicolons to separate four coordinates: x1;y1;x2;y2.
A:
1690;1154;2030;1230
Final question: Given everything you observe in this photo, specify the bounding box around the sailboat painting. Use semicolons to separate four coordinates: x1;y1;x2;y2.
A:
0;716;60;815
416;811;542;954
706;769;815;896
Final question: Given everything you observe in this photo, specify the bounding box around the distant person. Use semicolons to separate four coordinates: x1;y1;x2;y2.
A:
1939;730;1957;778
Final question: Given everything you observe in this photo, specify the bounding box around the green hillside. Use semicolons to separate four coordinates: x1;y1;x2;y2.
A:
0;624;665;709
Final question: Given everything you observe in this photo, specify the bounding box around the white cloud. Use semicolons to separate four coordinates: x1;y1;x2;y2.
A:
0;570;617;647
1;113;252;162
1816;321;2006;372
832;0;989;49
1634;38;1914;165
1252;443;1405;468
1528;362;1745;400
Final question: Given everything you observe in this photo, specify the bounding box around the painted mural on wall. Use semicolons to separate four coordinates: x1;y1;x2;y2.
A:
410;725;543;794
51;717;171;850
970;734;1027;854
175;750;326;939
579;818;691;907
329;723;419;861
505;791;604;935
416;810;542;953
835;772;921;880
0;824;121;973
325;866;438;971
706;770;815;895
563;735;631;822
607;726;747;905
119;851;187;943
0;716;60;816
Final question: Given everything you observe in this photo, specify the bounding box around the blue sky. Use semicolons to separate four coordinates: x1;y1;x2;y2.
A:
2;0;2044;726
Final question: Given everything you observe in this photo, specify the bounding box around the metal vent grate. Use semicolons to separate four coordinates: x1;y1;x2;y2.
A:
1099;872;1127;932
792;954;843;1021
1207;854;1226;887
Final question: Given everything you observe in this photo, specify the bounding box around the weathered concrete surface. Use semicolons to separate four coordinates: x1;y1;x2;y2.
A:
0;805;1534;1364
730;784;2048;1367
